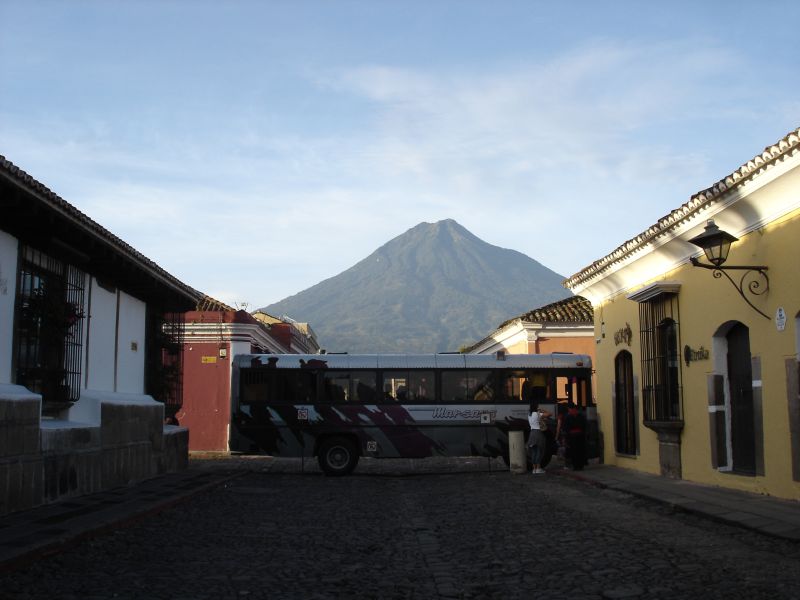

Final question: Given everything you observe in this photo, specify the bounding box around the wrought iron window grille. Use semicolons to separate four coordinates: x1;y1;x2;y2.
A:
13;245;85;413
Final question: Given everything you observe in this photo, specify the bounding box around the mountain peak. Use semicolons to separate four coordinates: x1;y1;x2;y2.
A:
262;221;570;353
392;219;480;249
409;218;463;234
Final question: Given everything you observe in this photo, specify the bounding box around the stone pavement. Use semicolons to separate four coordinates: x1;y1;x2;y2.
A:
2;456;800;600
0;464;243;573
1;454;799;577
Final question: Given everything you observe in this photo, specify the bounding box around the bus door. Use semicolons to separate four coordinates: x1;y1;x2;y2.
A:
553;369;598;460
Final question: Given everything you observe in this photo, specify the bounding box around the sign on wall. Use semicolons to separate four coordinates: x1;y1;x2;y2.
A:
614;323;632;346
684;345;709;366
776;307;787;332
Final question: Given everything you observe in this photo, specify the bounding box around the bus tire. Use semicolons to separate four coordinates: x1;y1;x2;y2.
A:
317;437;359;476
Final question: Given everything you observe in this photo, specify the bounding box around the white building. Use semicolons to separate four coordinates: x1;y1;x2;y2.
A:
0;156;199;514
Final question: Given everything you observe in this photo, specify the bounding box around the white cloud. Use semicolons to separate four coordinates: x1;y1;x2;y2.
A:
2;34;796;307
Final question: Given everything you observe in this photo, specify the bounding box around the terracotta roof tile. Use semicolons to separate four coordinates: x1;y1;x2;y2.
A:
464;295;593;353
498;295;593;329
196;296;236;312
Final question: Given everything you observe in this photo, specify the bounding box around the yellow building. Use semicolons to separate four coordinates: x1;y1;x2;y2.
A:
565;127;800;500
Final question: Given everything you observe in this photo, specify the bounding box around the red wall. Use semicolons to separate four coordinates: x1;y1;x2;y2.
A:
177;341;232;452
269;323;293;349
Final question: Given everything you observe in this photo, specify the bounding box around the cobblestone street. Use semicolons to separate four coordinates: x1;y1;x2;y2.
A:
2;458;800;599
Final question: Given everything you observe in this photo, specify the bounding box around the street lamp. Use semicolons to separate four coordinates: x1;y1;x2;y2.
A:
687;219;738;267
688;219;770;320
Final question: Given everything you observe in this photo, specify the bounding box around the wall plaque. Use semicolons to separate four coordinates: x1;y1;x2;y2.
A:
614;323;632;346
683;345;709;366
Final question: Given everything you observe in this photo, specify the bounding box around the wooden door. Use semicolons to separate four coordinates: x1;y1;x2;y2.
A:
726;323;755;474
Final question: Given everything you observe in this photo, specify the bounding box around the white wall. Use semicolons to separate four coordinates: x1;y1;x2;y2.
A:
84;283;147;393
115;291;146;394
0;231;18;384
85;279;117;392
70;282;148;422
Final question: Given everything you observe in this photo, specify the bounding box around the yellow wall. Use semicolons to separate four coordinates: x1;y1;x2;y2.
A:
594;208;800;499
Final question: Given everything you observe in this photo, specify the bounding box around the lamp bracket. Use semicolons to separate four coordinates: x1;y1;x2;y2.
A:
689;257;770;320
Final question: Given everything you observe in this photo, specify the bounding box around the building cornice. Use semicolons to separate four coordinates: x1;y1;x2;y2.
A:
626;282;681;303
564;127;800;291
183;321;287;352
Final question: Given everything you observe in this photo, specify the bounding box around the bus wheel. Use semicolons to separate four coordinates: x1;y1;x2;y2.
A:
317;437;359;476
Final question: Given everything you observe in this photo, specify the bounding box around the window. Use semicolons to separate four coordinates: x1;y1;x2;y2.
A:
469;370;495;402
240;370;317;404
350;371;377;403
519;371;549;405
657;319;681;417
441;370;495;403
441;371;467;402
638;293;682;422
321;370;378;403
383;370;433;403
614;351;637;455
323;371;350;403
13;245;84;411
382;371;408;402
499;370;534;403
408;371;433;402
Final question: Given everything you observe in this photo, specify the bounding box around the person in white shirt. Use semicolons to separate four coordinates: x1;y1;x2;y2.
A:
527;406;552;474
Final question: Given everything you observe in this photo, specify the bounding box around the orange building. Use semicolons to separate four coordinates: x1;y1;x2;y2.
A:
466;296;595;358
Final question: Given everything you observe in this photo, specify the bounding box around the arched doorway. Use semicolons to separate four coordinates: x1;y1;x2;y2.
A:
614;350;637;455
726;322;756;474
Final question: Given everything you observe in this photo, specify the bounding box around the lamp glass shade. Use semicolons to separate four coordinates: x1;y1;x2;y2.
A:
703;239;732;266
688;220;738;267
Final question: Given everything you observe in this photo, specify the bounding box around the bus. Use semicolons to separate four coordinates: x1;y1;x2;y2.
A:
231;352;594;475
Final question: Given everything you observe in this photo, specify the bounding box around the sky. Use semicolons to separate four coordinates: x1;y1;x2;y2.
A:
1;1;798;310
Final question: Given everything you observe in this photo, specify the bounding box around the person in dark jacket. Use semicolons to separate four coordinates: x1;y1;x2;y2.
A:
563;402;587;470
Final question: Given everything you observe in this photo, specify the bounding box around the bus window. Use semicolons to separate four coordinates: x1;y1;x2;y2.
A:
351;371;377;403
527;372;550;404
441;370;494;403
382;371;408;402
408;371;434;402
441;371;468;403
282;371;315;403
555;376;569;402
240;370;317;404
323;372;349;403
470;370;495;402
383;371;434;403
240;369;279;405
498;370;532;403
